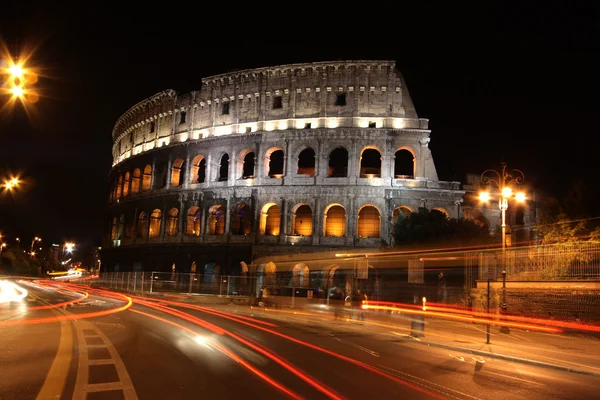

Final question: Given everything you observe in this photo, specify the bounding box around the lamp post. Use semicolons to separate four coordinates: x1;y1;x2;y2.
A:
479;162;526;334
0;242;6;256
30;236;41;257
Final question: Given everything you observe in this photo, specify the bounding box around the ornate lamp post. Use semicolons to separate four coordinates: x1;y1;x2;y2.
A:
479;162;526;334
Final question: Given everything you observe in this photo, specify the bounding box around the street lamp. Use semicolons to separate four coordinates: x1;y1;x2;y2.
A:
479;162;526;334
0;242;6;256
30;236;41;256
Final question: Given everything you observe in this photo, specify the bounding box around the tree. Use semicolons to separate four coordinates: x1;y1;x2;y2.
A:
392;208;491;247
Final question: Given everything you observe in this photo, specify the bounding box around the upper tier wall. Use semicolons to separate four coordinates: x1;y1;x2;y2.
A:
111;61;427;165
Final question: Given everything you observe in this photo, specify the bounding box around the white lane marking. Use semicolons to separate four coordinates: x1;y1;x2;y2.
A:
72;319;138;400
482;370;546;386
449;354;465;362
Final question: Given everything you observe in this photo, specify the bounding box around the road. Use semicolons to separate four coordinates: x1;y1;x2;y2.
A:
1;278;599;400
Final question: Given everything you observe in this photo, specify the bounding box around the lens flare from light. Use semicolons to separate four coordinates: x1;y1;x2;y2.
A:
0;280;28;303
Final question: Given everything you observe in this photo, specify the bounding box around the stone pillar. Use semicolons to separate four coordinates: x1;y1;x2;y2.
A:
224;198;231;235
200;202;207;238
165;155;172;190
279;198;287;242
313;196;320;246
160;203;167;240
150;158;156;190
178;196;185;242
347;194;356;245
183;152;191;189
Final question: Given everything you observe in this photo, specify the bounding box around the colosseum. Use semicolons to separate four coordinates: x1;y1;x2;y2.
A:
103;60;467;286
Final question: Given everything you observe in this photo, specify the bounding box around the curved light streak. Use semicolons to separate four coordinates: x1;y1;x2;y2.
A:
129;309;302;400
134;299;342;400
0;280;28;303
0;293;132;326
136;297;443;399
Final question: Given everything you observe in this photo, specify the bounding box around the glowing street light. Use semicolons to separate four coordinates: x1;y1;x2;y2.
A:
0;242;6;256
3;177;20;190
479;162;526;334
64;242;75;253
30;236;41;256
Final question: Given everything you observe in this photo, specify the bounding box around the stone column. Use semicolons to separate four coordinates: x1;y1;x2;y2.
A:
165;155;172;190
224;198;231;235
183;152;191;189
312;196;320;246
178;196;185;242
279;198;287;242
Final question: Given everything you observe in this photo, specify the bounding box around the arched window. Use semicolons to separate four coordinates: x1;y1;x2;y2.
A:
137;211;147;238
219;154;229;182
131;168;141;193
268;149;284;177
149;209;162;238
117;215;125;239
360;149;382;178
394;149;414;179
293;205;313;236
116;175;123;198
358;206;380;238
186;206;201;236
292;263;310;287
325;205;346;237
207;205;225;235
190;155;206;184
432;208;449;218
166;208;179;236
393;206;412;221
123;172;130;196
142;165;152;191
242;152;255;178
260;204;281;235
328;147;348;177
171;159;185;187
297;148;315;176
231;203;252;235
110;217;117;240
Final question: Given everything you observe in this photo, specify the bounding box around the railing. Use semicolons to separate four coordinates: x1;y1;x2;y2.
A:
465;242;600;281
93;271;256;297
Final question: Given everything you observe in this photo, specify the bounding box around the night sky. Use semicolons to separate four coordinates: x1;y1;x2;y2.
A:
0;3;597;260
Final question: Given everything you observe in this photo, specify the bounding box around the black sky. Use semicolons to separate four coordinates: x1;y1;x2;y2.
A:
0;2;598;258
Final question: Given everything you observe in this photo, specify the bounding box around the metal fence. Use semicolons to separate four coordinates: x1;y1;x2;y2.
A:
463;242;600;281
93;271;257;297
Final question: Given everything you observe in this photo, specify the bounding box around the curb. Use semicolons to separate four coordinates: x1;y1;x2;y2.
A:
402;337;600;377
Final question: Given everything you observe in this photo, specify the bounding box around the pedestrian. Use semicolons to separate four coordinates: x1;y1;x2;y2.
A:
437;272;447;302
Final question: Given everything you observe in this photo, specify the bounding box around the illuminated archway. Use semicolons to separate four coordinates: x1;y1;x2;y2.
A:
324;204;346;237
259;203;280;236
357;205;381;238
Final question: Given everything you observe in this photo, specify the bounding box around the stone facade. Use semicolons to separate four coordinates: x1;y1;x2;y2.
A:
103;60;464;275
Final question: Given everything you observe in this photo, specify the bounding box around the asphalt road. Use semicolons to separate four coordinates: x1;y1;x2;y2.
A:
1;278;600;400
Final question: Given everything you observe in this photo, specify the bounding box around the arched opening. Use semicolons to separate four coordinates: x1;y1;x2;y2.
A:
231;203;252;235
432;207;449;218
110;217;117;240
123;172;130;196
393;206;412;221
190;155;206;184
117;215;125;240
358;205;381;238
137;211;147;238
149;209;162;238
293;205;313;236
262;204;281;235
116;175;123;198
292;263;310;287
360;148;381;178
218;154;229;182
256;261;277;296
297;148;315;176
142;165;152;191
166;208;179;236
394;149;414;178
154;162;167;189
242;152;255;178
131;168;141;193
186;206;201;236
207;205;225;235
474;214;490;230
171;158;185;187
324;205;346;237
203;261;221;289
328;147;348;177
268;149;284;177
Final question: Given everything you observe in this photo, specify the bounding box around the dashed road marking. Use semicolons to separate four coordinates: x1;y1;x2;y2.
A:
72;320;138;400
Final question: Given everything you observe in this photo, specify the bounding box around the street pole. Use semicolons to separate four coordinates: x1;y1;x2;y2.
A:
486;278;491;344
499;270;510;333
